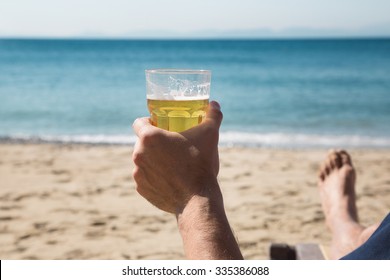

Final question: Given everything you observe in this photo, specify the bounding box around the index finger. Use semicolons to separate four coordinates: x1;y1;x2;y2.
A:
133;117;154;137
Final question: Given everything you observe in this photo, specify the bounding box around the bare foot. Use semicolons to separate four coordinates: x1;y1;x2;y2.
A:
318;150;364;259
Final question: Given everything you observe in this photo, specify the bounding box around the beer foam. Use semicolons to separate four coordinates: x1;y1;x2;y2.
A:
146;77;210;100
147;93;209;101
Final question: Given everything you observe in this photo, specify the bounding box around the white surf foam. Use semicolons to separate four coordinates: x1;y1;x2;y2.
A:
1;132;389;148
219;131;390;148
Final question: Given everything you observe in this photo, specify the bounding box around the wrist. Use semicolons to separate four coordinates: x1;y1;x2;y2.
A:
175;180;242;259
176;180;224;229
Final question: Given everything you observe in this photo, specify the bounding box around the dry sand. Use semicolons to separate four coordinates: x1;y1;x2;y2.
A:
0;144;389;259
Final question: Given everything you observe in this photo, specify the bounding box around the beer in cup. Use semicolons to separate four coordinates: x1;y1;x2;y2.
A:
145;69;211;132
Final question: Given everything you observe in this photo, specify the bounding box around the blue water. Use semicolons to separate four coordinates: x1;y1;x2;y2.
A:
0;39;390;147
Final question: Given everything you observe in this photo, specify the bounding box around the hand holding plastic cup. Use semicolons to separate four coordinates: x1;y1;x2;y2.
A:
145;69;211;132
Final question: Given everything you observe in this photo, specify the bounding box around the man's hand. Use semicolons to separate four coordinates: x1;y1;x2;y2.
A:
132;101;223;214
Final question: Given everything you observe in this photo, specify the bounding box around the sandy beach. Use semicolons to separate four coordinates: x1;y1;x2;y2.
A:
0;143;389;260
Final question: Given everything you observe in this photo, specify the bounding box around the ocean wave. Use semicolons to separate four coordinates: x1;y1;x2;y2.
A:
1;132;389;148
0;134;137;145
220;131;390;148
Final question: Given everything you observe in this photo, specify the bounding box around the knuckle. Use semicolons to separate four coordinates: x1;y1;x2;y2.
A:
132;167;147;193
132;151;145;166
135;183;143;195
137;126;148;138
132;166;141;181
203;124;218;137
134;180;148;198
138;127;155;145
135;184;148;199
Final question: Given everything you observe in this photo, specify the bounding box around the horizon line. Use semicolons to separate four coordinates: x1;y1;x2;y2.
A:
1;35;390;41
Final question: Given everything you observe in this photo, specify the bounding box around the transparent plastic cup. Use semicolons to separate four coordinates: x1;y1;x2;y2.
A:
145;69;211;132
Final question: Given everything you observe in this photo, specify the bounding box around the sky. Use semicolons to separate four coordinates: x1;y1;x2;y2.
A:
0;0;390;38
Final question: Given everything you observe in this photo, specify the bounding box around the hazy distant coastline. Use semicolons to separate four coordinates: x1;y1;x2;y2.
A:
1;24;390;40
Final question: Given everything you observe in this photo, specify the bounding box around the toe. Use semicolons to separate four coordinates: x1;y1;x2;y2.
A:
318;159;328;178
318;169;325;181
325;157;334;174
319;150;340;179
327;149;342;169
332;151;342;168
329;153;337;169
339;150;352;166
319;160;329;176
324;165;331;175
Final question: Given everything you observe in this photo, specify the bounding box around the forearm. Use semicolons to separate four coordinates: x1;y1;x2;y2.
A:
176;183;243;260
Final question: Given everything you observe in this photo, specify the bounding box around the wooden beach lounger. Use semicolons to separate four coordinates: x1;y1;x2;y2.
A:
270;243;329;260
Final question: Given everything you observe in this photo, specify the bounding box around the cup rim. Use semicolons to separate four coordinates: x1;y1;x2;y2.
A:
145;69;211;75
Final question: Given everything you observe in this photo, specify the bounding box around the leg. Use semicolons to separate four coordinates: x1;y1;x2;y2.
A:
318;150;379;259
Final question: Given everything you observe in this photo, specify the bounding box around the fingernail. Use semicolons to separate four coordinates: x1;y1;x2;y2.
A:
211;101;220;110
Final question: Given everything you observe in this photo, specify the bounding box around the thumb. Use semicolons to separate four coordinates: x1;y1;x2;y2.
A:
204;101;223;129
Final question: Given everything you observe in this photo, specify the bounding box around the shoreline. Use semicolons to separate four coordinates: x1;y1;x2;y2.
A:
1;143;389;259
1;133;390;149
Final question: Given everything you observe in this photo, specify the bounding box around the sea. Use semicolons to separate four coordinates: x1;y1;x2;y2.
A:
0;39;389;148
